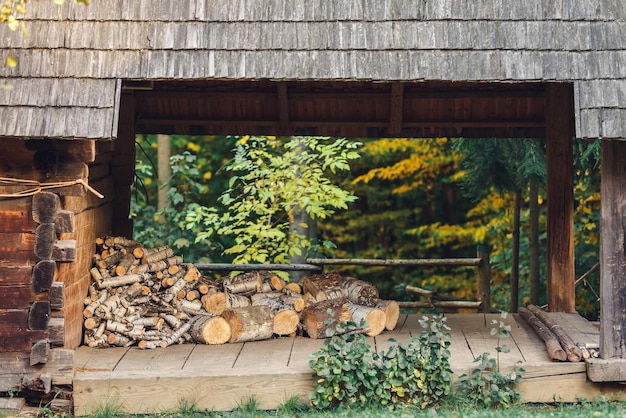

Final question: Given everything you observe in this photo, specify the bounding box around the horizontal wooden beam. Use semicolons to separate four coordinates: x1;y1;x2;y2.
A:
306;258;482;267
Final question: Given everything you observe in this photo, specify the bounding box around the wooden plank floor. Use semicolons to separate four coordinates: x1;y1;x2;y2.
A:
73;313;620;415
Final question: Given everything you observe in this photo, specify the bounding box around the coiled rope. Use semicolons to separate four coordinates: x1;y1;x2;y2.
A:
0;177;104;199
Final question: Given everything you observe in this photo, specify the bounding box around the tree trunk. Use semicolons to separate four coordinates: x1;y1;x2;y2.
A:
529;179;540;305
511;189;521;313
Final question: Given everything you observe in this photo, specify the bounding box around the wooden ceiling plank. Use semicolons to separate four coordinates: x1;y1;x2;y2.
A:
389;83;404;135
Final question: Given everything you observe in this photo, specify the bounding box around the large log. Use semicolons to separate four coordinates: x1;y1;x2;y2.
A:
518;307;567;361
222;305;274;343
526;304;583;362
32;260;56;293
347;303;386;337
365;299;400;331
301;298;352;339
340;277;379;305
301;272;343;299
252;294;300;336
189;314;231;345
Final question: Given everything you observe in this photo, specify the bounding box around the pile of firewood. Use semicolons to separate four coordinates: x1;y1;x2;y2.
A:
519;304;598;361
83;236;399;349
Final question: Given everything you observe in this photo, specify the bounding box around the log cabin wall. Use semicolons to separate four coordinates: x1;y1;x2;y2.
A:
0;137;118;391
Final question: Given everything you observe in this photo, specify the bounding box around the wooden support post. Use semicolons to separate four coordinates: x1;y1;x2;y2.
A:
600;139;626;359
477;247;490;313
545;83;575;312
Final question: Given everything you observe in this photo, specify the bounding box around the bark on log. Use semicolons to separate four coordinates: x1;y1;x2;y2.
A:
518;307;567;361
252;294;300;335
526;304;583;362
301;298;353;339
347;303;386;337
222;271;274;294
189;314;232;345
301;272;343;299
115;253;138;276
340;277;379;305
222;305;274;343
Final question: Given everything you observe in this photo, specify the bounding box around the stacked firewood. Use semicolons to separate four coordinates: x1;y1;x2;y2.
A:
518;304;598;361
83;236;400;349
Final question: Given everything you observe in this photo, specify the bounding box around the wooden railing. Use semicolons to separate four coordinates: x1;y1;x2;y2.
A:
195;250;490;313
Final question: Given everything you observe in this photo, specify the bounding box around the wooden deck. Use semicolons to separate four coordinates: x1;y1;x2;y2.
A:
73;313;621;415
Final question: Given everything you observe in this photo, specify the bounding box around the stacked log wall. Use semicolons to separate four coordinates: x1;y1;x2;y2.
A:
0;137;116;394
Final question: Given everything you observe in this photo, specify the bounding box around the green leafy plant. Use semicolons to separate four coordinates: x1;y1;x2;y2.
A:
456;313;524;408
186;136;360;267
309;315;453;410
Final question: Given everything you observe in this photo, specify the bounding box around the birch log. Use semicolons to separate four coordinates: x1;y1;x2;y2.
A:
189;314;231;345
347;303;386;337
222;305;274;343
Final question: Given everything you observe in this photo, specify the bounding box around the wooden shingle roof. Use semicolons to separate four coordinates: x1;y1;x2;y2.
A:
0;0;624;139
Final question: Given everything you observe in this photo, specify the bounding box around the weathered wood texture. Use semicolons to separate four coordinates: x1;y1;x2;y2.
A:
0;349;74;392
0;1;623;139
73;313;617;415
600;139;626;359
545;83;575;313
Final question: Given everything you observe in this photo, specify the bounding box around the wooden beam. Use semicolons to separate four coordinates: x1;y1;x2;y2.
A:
600;139;626;359
545;83;575;312
388;83;404;135
277;82;290;132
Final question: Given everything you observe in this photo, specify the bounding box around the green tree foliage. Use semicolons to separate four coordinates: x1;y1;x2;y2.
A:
185;136;360;267
131;134;235;263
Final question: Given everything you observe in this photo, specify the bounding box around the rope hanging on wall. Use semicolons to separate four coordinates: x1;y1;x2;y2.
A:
0;176;104;199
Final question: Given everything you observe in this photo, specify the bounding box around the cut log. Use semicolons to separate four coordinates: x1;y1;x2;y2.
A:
183;264;201;282
97;273;149;289
202;292;227;315
34;223;55;260
51;239;76;262
32;192;60;224
518;307;567;361
114;253;138;276
222;272;264;294
30;339;50;365
284;282;302;294
300;298;353;339
347;303;386;337
365;299;400;331
222;305;274;343
340;277;379;305
302;272;343;299
141;247;174;265
55;210;75;234
526;304;583;362
251;294;300;335
32;260;56;293
189;314;231;345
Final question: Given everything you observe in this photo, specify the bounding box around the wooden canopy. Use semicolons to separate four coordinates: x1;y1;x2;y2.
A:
0;0;625;363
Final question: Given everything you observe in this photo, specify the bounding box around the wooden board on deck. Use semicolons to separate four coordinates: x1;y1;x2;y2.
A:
73;313;612;415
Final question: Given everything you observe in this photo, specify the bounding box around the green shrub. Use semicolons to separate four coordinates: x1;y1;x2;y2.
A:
309;315;453;410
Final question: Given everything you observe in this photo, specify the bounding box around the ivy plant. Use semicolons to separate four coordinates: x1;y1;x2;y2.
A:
186;136;360;267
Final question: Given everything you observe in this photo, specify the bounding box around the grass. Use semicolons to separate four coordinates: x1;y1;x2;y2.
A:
123;398;625;418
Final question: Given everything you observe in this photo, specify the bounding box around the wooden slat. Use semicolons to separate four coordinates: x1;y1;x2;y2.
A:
72;314;626;415
184;343;243;372
116;345;194;372
0;262;34;286
0;285;48;309
0;197;36;233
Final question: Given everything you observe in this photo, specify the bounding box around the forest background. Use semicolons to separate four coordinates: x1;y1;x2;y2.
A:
130;135;601;319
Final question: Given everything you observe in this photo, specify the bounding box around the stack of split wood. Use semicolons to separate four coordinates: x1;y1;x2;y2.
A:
518;304;598;362
84;236;400;349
